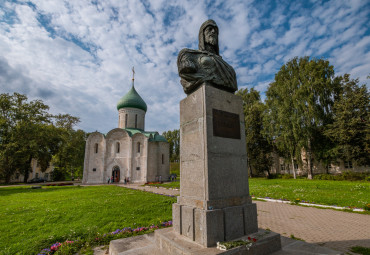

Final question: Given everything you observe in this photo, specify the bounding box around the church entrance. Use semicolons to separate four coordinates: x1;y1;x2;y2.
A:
112;166;120;183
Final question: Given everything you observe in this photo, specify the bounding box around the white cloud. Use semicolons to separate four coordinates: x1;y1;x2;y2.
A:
0;0;369;134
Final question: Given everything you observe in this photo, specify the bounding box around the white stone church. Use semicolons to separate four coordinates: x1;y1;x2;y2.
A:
82;77;170;184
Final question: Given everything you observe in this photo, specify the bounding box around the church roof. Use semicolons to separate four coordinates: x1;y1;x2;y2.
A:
117;85;147;112
124;128;168;142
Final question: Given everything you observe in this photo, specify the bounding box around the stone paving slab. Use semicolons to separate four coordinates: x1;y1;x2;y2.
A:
115;183;370;254
256;200;370;253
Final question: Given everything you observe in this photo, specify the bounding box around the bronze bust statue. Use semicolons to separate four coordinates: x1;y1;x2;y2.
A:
177;20;237;95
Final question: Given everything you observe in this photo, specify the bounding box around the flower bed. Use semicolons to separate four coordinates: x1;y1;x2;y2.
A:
38;221;172;255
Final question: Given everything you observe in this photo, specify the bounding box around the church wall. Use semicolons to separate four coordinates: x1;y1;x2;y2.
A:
130;134;148;183
82;132;106;184
105;129;131;183
146;142;170;182
147;142;158;182
118;108;145;130
157;142;170;181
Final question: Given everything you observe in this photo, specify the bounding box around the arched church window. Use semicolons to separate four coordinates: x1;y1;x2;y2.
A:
137;142;141;153
162;154;164;164
135;114;138;128
95;143;98;153
116;142;120;153
125;114;128;128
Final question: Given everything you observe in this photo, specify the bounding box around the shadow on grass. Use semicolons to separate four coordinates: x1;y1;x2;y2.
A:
0;185;83;196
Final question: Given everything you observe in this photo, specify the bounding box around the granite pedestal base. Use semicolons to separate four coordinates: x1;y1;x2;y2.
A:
173;202;258;247
155;227;282;255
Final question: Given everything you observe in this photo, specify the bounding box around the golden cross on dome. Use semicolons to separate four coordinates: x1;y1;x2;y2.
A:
132;67;135;81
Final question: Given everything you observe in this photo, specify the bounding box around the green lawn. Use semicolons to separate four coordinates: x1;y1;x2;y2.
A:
145;181;180;189
146;178;369;209
0;185;176;255
250;178;369;209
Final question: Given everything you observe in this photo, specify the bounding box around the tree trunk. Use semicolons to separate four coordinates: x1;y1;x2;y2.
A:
4;156;12;184
247;157;253;178
307;139;313;179
291;156;297;179
23;156;33;183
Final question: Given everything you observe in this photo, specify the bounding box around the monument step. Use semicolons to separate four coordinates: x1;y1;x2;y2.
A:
108;227;343;255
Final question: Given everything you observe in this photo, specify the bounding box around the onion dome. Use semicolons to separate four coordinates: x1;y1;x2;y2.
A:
117;85;147;112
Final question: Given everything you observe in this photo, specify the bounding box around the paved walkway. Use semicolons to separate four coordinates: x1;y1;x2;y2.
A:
116;183;370;254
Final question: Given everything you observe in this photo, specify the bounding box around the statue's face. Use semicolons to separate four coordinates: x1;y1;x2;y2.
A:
204;25;218;46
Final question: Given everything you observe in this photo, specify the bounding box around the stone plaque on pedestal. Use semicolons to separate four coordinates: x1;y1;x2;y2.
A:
172;83;258;247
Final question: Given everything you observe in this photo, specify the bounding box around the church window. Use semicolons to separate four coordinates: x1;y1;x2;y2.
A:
36;173;39;178
135;114;138;128
93;168;96;171
136;167;140;170
162;154;164;164
125;114;128;128
137;142;141;153
95;143;98;153
280;164;285;171
116;142;120;153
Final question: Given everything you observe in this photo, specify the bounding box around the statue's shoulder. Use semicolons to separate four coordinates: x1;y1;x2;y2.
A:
178;48;203;58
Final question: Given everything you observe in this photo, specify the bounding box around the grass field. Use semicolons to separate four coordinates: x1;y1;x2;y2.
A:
0;185;176;255
147;178;369;209
249;178;369;209
145;181;180;189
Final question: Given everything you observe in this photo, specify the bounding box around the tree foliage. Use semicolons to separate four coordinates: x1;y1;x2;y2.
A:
324;74;370;166
265;57;340;178
162;129;180;162
237;88;272;176
0;93;86;183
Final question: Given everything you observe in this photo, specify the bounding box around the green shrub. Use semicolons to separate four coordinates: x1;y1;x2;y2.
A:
170;162;180;176
282;174;293;179
341;171;368;181
267;174;295;179
314;172;369;181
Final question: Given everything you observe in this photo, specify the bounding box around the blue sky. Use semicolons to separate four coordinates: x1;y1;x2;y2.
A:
0;0;369;134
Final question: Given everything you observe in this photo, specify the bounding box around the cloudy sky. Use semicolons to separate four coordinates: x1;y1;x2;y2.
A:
1;0;369;134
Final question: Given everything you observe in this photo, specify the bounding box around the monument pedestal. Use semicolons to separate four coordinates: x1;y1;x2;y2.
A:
172;84;265;247
155;228;281;255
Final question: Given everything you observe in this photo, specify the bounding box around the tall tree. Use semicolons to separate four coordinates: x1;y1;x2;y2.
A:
324;74;370;166
0;93;83;183
0;93;57;182
237;88;273;177
162;129;180;162
52;114;86;180
266;57;339;179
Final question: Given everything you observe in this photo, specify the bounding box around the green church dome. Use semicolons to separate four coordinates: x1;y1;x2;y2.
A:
117;85;147;112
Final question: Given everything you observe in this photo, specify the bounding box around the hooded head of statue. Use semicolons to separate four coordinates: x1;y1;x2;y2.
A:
198;19;219;55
